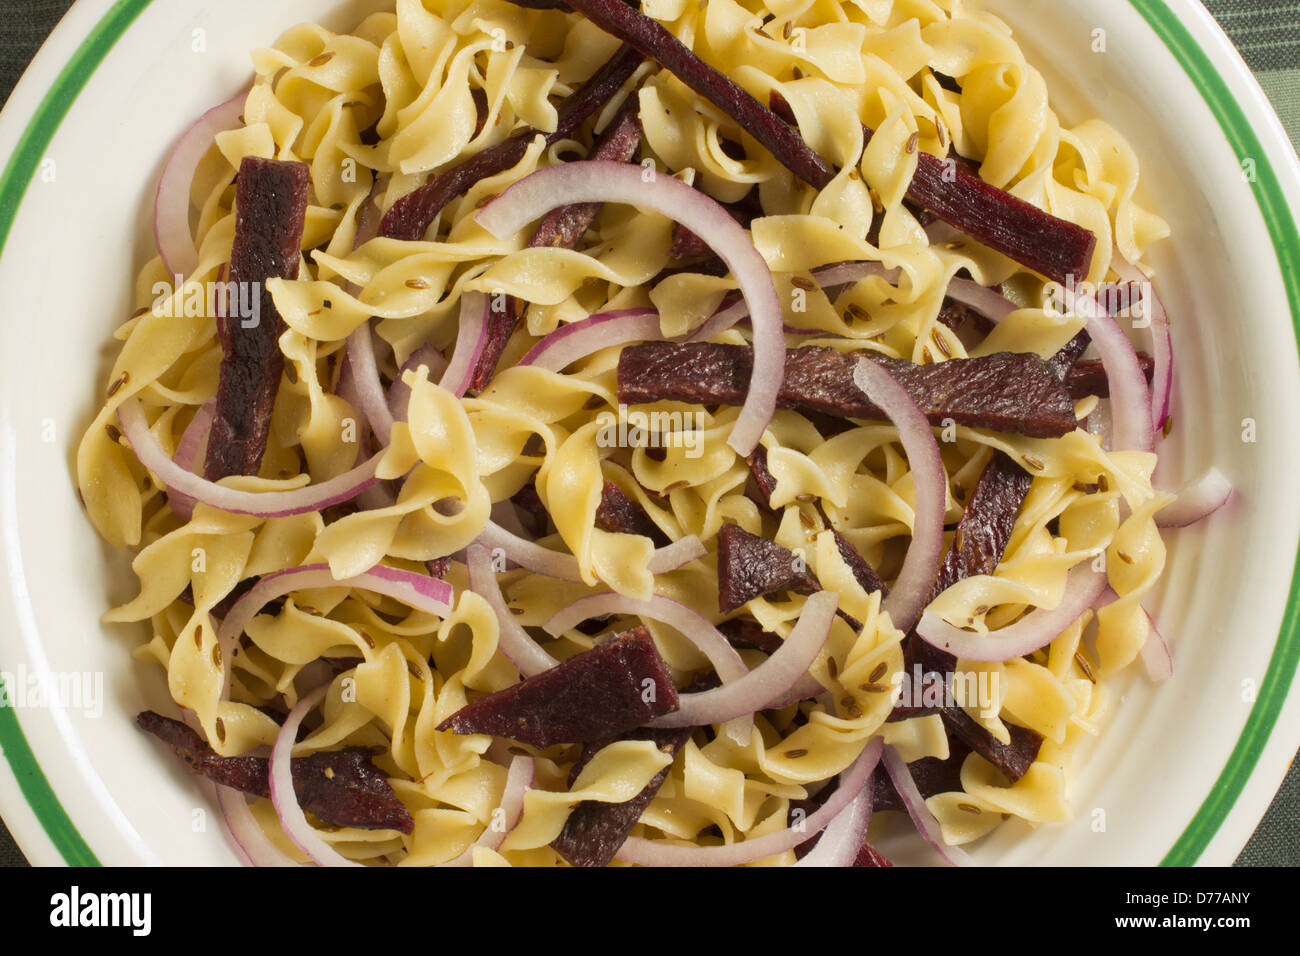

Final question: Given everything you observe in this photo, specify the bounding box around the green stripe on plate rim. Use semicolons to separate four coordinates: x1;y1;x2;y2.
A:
0;0;155;867
0;0;1295;867
1128;0;1300;867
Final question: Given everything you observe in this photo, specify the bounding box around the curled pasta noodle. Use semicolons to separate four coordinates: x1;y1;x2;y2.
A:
79;0;1176;866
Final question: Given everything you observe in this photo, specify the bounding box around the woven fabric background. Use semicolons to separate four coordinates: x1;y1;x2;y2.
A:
0;0;1296;868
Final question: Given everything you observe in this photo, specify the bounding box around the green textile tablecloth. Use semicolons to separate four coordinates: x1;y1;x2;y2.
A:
0;0;1295;868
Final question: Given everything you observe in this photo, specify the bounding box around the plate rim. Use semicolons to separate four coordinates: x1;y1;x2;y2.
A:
0;0;1297;866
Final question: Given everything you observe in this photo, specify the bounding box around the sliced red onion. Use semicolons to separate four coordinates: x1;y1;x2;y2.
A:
439;292;490;398
916;563;1108;662
475;521;705;582
118;397;382;518
154;92;246;278
1109;252;1172;433
852;359;946;634
476;161;782;455
269;684;362;867
544;592;749;682
763;673;827;710
544;590;755;743
180;710;296;866
614;734;880;866
215;563;454;700
466;543;559;676
793;767;877;867
881;744;972;866
440;754;534;867
346;322;397;446
689;260;895;343
167;399;215;521
647;589;838;728
213;784;297;867
1139;610;1173;682
519;309;661;371
945;277;1018;324
1155;468;1232;528
1058;287;1154;452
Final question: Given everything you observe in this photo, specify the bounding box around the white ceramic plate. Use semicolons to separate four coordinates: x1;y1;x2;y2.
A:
1;0;1298;866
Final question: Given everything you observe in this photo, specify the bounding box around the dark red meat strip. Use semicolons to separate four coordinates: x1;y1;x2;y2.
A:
137;711;414;833
939;707;1041;785
1067;353;1156;399
833;531;889;598
618;343;1078;439
718;618;783;655
885;132;1097;287
668;188;763;260
745;444;780;507
854;844;893;866
468;101;644;390
717;523;821;613
556;0;835;189
380;45;643;241
766;90;1095;286
595;480;668;545
204;158;310;481
437;625;678;747
871;739;971;812
551;726;691;867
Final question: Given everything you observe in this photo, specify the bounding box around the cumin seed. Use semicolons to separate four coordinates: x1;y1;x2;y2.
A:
783;749;809;759
215;717;226;743
211;644;222;669
931;328;952;357
783;20;792;39
406;658;423;680
1162;415;1173;438
1075;650;1096;683
958;802;982;815
405;278;431;290
105;423;122;442
906;131;919;154
859;682;892;693
1023;455;1046;471
107;372;129;397
1097;474;1110;493
1117;550;1135;565
868;662;888;683
790;275;816;292
308;52;334;67
847;303;870;322
827;657;839;679
359;629;376;648
921;346;935;364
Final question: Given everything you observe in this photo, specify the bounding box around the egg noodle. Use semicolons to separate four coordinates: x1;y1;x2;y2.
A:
76;0;1172;865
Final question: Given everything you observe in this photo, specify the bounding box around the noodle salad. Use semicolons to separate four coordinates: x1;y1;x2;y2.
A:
76;0;1228;866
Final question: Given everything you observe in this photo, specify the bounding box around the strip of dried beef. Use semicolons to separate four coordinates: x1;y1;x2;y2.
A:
204;157;311;481
595;480;669;545
137;711;414;833
551;726;691;867
553;673;719;867
717;523;821;613
437;625;678;747
380;45;643;242
618;343;1078;439
468;100;644;390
